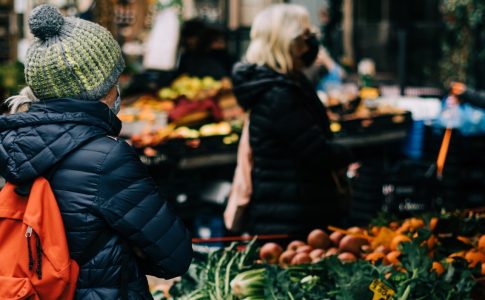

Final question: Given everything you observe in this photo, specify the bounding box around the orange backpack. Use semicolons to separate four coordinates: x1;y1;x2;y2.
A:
0;177;79;299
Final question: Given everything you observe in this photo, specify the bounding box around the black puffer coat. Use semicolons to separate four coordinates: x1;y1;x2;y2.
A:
232;64;353;236
458;88;485;109
0;98;192;299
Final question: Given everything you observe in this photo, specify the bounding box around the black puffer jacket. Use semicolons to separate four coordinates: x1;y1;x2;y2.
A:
232;64;353;236
0;99;192;299
458;88;485;109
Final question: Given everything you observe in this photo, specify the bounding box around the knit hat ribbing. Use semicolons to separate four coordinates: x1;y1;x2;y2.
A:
25;5;125;101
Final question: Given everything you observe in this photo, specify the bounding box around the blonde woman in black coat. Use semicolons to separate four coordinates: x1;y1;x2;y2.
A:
232;4;354;236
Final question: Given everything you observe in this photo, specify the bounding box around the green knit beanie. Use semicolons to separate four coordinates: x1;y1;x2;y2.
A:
25;4;125;101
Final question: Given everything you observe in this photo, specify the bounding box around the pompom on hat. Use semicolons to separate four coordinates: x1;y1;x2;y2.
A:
25;4;125;101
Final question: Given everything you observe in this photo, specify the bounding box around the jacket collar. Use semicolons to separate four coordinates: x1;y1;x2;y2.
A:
0;98;122;184
27;98;122;136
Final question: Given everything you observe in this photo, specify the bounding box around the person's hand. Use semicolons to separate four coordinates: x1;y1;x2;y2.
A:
450;82;467;96
445;95;460;106
346;162;361;179
314;48;336;71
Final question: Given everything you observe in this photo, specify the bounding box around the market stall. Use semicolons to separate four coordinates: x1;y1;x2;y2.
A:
2;1;485;299
116;77;415;234
151;209;485;299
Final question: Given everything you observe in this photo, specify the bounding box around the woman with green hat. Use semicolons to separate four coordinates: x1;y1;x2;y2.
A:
0;5;192;299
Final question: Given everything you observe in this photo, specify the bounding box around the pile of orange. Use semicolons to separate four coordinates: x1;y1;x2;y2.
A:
333;217;485;277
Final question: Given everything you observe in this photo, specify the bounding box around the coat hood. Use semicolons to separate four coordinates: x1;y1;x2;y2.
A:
232;62;333;138
0;98;121;184
231;63;297;111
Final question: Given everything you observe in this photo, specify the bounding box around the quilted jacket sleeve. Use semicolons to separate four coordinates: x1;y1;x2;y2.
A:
458;88;485;109
265;86;354;170
95;140;192;279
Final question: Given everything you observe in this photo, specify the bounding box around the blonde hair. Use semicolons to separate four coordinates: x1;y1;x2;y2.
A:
245;4;310;74
4;87;38;114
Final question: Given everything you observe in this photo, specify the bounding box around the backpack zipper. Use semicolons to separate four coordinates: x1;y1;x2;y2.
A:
25;226;33;237
25;226;42;279
26;226;34;271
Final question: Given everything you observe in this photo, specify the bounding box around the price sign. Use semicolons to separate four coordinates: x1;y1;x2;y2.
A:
369;279;395;300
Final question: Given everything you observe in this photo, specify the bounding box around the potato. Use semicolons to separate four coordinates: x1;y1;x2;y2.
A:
291;252;312;265
307;229;331;249
324;247;339;257
287;240;306;251
374;245;390;254
338;252;357;262
259;242;283;264
329;231;345;246
347;227;364;234
339;235;369;256
296;245;314;254
310;249;325;259
279;250;296;267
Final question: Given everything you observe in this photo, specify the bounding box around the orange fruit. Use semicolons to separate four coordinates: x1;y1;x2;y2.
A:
427;235;438;249
421;235;438;250
396;221;410;234
370;226;381;236
409;218;425;231
429;217;438;231
389;222;399;231
385;251;401;265
478;235;485;254
465;250;485;268
431;261;445;275
390;234;411;251
365;252;386;264
457;236;472;246
482;263;485;275
450;251;466;257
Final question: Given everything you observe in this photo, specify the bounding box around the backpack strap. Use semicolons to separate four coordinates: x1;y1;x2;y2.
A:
14;181;34;197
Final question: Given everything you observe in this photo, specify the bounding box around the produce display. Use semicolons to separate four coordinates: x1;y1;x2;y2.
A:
157;75;231;101
121;77;410;149
130;121;237;149
118;75;242;148
153;211;485;299
319;86;412;138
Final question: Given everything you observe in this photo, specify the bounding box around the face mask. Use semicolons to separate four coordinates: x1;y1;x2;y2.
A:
111;84;121;115
301;34;320;67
